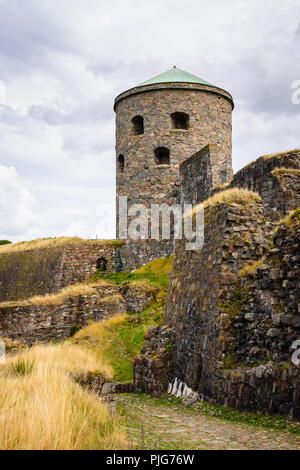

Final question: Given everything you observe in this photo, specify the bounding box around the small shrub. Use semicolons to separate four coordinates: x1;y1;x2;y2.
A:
0;240;11;245
13;359;35;376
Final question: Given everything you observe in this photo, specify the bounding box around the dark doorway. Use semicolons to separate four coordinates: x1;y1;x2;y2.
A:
96;257;107;272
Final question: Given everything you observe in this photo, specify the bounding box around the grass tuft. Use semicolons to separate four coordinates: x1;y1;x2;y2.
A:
0;343;127;449
238;259;264;277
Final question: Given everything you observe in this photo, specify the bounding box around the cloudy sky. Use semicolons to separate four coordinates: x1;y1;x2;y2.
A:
0;0;299;242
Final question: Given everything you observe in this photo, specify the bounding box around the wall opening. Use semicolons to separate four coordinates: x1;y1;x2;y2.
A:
171;112;190;130
118;154;125;173
220;169;227;184
131;115;144;135
154;147;170;165
96;257;107;272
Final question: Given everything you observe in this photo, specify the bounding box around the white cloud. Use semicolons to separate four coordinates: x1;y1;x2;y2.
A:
0;164;36;238
0;0;299;241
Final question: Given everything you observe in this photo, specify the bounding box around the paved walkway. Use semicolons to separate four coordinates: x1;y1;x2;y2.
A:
117;395;300;450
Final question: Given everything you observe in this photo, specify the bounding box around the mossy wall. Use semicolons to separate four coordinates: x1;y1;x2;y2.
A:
0;247;64;302
0;242;121;303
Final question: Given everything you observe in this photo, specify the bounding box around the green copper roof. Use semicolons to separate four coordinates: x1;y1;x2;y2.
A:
137;66;215;88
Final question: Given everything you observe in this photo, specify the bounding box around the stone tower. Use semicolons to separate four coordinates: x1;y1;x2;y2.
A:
114;67;234;238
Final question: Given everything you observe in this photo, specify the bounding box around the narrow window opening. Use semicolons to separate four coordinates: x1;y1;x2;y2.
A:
171;112;190;130
96;257;107;272
155;147;170;166
220;169;227;184
118;154;124;173
131;115;144;135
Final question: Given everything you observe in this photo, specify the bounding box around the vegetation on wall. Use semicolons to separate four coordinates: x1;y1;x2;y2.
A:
0;246;64;302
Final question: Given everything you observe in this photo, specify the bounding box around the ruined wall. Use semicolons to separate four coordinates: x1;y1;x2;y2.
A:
163;199;300;419
120;240;174;272
180;144;229;205
56;242;121;288
181;148;300;220
0;242;121;302
115;82;233;238
0;283;157;344
134;325;174;395
230;150;300;218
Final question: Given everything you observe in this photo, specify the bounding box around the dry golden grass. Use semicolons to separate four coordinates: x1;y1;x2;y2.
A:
0;281;114;309
272;168;300;177
279;209;300;229
71;315;127;364
262;149;300;160
238;259;264;277
98;294;124;304
0;236;122;255
185;188;261;219
0;342;128;450
203;188;261;208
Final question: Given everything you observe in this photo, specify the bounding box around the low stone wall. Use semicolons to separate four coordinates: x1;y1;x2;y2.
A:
134;325;174;395
0;242;122;303
55;242;121;289
0;283;157;344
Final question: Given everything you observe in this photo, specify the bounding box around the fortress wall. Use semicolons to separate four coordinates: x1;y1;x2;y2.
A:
55;243;120;289
0;283;157;344
0;242;120;303
230;150;300;218
180;144;225;205
164;200;269;391
162;201;300;419
120;240;174;272
181;149;300;218
0;247;64;303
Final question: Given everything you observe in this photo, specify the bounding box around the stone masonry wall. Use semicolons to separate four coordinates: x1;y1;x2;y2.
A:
0;283;157;344
115;82;233;238
164;199;300;419
181;148;300;219
134;325;174;395
230;150;300;218
0;242;122;303
55;242;121;289
120;240;174;272
180;144;230;205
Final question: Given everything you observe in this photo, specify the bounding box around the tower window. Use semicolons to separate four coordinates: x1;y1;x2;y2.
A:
155;147;170;165
96;257;107;272
131;115;144;135
118;154;124;173
171;112;190;130
220;169;227;184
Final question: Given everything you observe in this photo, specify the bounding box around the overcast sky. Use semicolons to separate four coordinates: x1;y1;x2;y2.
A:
0;0;299;242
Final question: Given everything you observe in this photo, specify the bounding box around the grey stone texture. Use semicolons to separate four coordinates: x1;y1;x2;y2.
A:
0;283;157;344
0;242;121;303
161;198;300;420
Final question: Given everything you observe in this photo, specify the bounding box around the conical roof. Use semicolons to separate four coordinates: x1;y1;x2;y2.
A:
137;66;215;88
